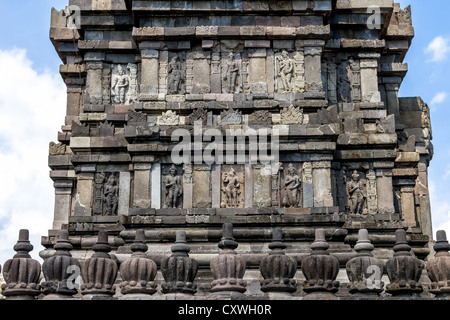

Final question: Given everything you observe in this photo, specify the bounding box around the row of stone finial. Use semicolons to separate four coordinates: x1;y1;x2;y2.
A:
1;226;449;300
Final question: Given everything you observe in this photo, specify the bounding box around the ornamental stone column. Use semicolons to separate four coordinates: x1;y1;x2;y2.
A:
119;229;157;300
1;230;41;300
210;223;247;299
346;229;384;299
301;228;340;300
41;229;81;300
161;230;199;296
426;230;450;299
260;228;298;299
80;230;118;300
385;229;424;298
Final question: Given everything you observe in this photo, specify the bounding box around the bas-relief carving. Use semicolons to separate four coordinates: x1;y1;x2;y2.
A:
162;164;183;208
280;105;304;125
282;163;302;208
346;170;368;215
221;167;244;208
366;170;378;214
186;106;208;126
326;57;337;103
157;110;180;126
275;50;294;93
249;110;272;125
49;142;67;155
127;109;147;123
183;163;193;184
94;172;119;216
168;54;186;94
111;64;138;105
220;108;242;125
349;57;361;103
223;52;242;94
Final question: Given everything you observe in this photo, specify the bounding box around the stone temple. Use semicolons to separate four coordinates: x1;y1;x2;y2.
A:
5;0;443;301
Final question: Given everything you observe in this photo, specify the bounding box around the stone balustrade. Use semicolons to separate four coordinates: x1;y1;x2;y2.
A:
0;227;448;300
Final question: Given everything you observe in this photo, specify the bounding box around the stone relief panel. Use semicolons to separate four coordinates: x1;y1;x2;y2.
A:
221;166;245;208
275;50;295;93
281;163;302;208
49;142;67;155
346;170;368;215
111;64;138;105
280;105;304;125
220;108;242;125
167;53;186;94
222;52;242;94
93;172;119;216
157;110;180;126
249;110;272;125
162;164;183;209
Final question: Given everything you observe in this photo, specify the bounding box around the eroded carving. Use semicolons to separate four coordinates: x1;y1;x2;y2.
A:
282;163;302;208
168;55;185;94
275;50;294;93
157;110;180;126
223;52;241;93
221;167;243;208
347;170;367;215
220;108;242;125
280;105;304;125
49;142;67;155
162;164;183;209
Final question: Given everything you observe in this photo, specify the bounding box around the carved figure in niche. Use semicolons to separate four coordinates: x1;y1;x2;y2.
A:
168;55;184;94
276;50;294;92
222;168;241;207
112;65;130;105
337;62;351;103
103;175;119;216
224;52;240;93
163;164;183;208
283;164;301;208
347;171;367;215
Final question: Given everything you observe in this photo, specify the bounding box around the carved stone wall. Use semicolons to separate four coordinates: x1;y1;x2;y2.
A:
44;0;434;300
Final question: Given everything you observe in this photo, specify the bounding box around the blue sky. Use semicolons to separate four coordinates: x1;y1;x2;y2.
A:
0;0;449;264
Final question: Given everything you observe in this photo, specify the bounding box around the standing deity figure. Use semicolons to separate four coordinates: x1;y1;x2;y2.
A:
337;62;351;103
222;168;241;207
112;65;130;104
103;175;119;215
163;165;183;209
283;164;301;208
347;171;366;215
276;50;294;92
168;55;183;94
224;52;240;93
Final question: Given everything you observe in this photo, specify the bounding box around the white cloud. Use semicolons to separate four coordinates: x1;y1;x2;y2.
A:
430;91;447;106
0;48;66;264
425;36;450;62
429;180;450;241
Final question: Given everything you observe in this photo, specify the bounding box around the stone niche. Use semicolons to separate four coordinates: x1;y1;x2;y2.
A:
221;165;245;208
93;172;120;216
280;163;303;208
110;63;138;105
161;164;183;209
